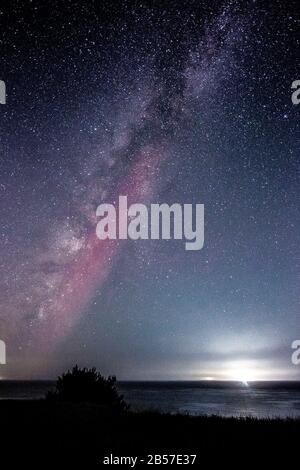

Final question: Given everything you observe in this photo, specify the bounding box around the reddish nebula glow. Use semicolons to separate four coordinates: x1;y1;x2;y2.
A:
33;144;168;352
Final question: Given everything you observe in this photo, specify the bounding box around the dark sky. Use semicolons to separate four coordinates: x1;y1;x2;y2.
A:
0;0;299;380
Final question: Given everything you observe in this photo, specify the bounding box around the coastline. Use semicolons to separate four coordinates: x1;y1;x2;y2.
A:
0;399;299;465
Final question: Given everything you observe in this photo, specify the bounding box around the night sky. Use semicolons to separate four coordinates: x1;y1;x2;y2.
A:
0;0;299;380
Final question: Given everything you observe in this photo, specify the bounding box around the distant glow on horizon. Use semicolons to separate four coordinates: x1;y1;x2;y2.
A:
191;358;277;383
226;361;259;383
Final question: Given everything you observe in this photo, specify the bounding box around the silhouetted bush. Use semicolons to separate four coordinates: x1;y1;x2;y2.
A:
46;365;128;411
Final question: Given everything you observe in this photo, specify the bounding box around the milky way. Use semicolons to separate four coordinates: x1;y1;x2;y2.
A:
0;1;299;379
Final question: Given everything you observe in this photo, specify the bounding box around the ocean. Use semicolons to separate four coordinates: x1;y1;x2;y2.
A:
0;380;300;418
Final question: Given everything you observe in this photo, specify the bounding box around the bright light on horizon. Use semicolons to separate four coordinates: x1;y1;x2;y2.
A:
194;359;272;383
227;361;259;384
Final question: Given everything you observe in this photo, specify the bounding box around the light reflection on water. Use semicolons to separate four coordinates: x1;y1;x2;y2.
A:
0;380;300;418
118;381;300;418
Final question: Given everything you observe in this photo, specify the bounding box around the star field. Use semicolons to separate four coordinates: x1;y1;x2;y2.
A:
0;0;299;379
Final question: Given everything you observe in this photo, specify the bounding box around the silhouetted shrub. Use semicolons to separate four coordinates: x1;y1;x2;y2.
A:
46;365;128;411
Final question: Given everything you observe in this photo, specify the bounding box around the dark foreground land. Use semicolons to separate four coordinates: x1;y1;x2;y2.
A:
0;400;299;466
